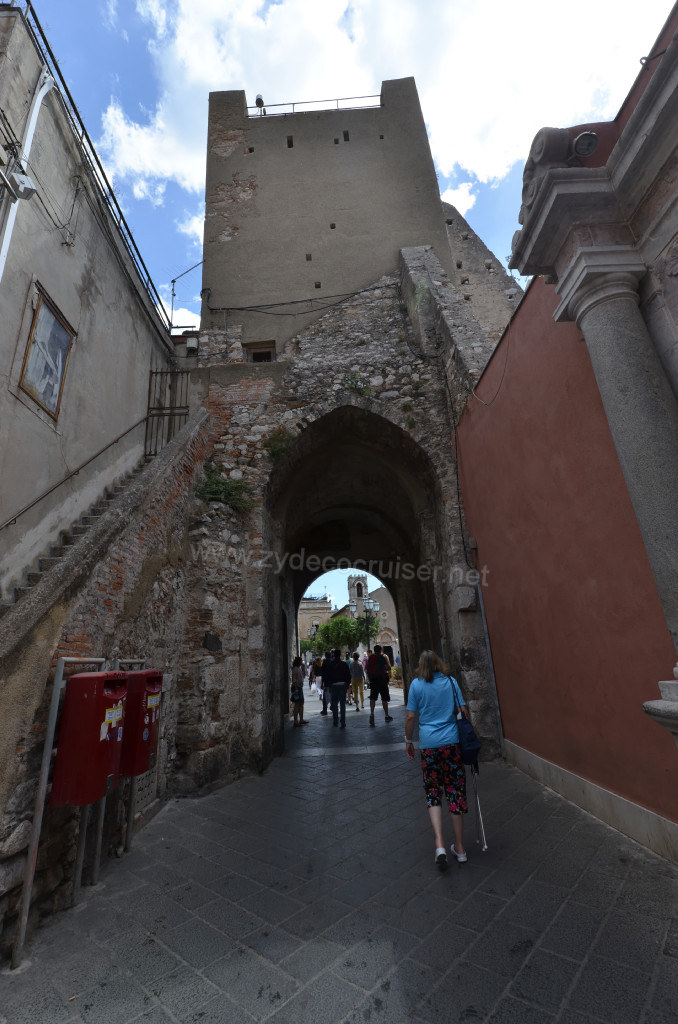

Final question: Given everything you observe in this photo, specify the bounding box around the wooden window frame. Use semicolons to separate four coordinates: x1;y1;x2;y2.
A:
19;286;75;420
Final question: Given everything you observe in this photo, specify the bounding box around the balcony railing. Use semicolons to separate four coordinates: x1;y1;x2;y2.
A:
247;94;380;117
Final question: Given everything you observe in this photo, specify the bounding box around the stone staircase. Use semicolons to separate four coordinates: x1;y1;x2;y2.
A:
0;459;149;619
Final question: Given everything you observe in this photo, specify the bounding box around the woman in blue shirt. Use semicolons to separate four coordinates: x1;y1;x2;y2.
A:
405;649;469;870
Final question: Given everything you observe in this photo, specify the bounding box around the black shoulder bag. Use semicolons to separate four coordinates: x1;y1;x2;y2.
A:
449;678;482;766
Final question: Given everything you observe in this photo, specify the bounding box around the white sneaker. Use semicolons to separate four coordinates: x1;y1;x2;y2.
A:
435;847;448;870
450;845;467;863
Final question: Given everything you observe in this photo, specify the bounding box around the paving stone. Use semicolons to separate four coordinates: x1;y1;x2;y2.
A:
177;994;257;1023
486;996;555;1024
590;908;666;972
280;896;352;939
570;868;626;912
263;969;363;1024
464;918;538;977
147;965;220;1017
72;970;153;1023
343;958;442;1022
509;948;580;1012
416;960;507;1023
203;945;299;1016
113;935;183;984
540;900;602;961
195;896;266;937
567;954;653;1023
161;918;238;968
650;957;678;1019
277;936;345;984
499;879;569;933
7;755;677;1024
244;924;305;964
451;889;508;933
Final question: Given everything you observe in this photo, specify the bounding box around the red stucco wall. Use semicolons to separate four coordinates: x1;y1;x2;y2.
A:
457;277;677;822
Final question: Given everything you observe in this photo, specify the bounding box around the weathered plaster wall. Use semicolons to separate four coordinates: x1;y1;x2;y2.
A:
0;10;172;603
201;78;457;352
457;277;678;824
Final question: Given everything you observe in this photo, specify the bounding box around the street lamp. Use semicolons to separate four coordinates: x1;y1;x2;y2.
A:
349;596;379;652
306;623;318;659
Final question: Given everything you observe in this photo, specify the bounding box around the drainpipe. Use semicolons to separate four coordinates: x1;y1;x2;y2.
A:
0;68;55;287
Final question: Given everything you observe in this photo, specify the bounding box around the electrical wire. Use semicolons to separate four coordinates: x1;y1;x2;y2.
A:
203;283;391;318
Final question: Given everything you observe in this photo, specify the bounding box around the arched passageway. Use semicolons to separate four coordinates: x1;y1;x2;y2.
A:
263;404;466;729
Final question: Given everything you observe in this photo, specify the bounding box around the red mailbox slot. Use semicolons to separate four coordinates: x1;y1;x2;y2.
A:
119;670;162;777
51;672;127;807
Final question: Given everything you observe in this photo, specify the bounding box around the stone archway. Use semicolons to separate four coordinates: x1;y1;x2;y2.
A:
263;404;469;729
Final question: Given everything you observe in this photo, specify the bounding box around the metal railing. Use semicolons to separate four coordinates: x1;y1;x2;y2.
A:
0;416;147;533
145;370;190;456
19;2;171;332
247;94;380;117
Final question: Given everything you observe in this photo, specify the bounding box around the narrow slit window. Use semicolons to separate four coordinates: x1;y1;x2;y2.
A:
306;254;312;261
287;135;294;148
343;130;350;142
334;138;339;145
314;281;321;289
379;134;384;140
330;223;336;229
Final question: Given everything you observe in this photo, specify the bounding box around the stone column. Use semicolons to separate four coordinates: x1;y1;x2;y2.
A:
568;272;678;651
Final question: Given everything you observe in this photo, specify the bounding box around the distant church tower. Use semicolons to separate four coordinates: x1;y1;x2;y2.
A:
347;574;368;611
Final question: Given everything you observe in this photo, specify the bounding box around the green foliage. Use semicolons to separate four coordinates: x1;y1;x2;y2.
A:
405;416;416;429
263;426;295;462
299;638;316;656
354;614;380;645
401;401;413;412
391;665;402;681
344;373;373;397
315;616;362;653
194;463;253;513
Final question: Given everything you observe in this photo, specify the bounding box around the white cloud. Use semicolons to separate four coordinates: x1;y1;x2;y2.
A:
136;0;168;37
132;178;166;206
98;0;673;198
102;0;118;30
169;305;200;333
441;184;476;216
178;210;204;246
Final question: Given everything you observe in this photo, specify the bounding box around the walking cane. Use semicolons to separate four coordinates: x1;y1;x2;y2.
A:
470;762;488;852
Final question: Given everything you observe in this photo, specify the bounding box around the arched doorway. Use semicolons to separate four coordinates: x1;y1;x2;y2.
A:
263;404;464;733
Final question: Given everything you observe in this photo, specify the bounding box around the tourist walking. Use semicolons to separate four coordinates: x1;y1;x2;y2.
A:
349;652;365;710
405;649;469;870
327;649;351;727
320;651;332;715
366;644;392;725
290;656;309;727
310;656;323;698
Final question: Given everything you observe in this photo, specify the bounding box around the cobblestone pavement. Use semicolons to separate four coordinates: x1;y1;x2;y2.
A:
1;697;677;1024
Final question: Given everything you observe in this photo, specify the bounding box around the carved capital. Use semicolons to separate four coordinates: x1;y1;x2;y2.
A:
552;248;647;325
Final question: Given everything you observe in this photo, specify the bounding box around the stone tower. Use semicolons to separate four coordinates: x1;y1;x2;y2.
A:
347;574;369;609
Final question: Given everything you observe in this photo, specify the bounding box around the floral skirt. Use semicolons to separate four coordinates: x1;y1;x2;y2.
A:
420;744;467;813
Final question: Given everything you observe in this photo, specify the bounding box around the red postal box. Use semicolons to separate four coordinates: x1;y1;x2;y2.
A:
50;671;127;807
119;670;162;777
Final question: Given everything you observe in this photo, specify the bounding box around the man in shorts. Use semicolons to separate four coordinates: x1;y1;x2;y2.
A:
366;644;392;726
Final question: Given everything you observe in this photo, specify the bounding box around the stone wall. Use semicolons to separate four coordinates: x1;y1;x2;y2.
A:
0;411;209;960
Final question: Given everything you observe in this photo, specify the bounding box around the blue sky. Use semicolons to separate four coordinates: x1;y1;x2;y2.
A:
304;569;384;610
35;0;673;335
